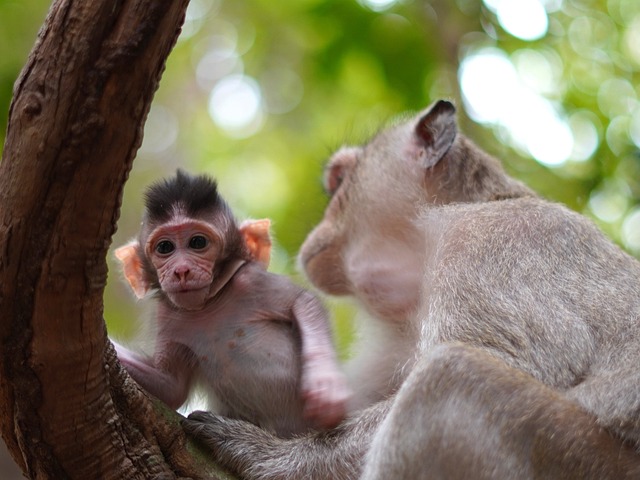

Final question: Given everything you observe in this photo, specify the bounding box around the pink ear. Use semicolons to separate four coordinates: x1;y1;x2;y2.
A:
114;241;150;299
239;219;272;268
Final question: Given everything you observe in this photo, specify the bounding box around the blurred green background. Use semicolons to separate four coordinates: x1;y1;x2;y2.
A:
2;3;640;475
2;0;640;350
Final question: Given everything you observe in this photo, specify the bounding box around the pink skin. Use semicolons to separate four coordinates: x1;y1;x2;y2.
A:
115;216;350;435
146;220;221;310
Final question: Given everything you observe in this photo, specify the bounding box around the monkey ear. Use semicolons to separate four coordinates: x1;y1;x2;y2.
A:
414;100;457;168
114;241;150;299
239;219;272;268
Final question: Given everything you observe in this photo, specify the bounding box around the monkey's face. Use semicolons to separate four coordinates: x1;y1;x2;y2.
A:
299;147;358;296
300;102;459;321
145;218;222;310
300;123;431;322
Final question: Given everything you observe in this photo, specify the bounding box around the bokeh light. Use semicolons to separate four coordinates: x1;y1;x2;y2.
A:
459;48;574;166
181;0;219;41
629;108;640;149
622;207;640;253
597;78;636;119
139;105;178;155
358;0;401;12
221;160;292;214
492;0;549;41
511;48;562;96
208;74;264;137
260;68;304;115
568;111;599;162
195;38;242;91
588;180;630;224
623;16;640;67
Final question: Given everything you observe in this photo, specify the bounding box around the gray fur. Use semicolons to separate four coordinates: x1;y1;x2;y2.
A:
183;100;640;479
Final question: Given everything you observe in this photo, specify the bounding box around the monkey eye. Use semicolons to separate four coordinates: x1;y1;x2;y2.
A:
155;240;175;255
189;235;208;250
325;163;344;196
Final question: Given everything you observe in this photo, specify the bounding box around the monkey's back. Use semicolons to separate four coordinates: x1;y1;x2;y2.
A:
419;196;640;444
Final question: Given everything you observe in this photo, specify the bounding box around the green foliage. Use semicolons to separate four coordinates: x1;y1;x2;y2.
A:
2;0;639;347
0;1;49;140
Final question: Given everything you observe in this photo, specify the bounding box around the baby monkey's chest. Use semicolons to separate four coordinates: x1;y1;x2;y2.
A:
192;317;301;389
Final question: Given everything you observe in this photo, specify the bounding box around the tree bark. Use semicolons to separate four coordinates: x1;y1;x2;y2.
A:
0;1;226;478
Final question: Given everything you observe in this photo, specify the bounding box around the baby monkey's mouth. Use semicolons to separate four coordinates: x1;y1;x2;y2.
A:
165;282;209;295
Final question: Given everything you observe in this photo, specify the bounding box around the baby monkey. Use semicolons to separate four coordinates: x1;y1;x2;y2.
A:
113;170;350;436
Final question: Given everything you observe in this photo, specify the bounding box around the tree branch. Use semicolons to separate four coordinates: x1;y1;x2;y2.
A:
0;0;226;477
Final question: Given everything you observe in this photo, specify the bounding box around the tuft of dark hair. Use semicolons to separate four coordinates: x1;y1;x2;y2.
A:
144;169;223;222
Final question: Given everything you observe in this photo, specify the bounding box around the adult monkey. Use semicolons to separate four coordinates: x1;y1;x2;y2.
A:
183;100;640;479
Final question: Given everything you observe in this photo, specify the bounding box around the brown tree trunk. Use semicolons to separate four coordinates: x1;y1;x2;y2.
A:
0;0;226;478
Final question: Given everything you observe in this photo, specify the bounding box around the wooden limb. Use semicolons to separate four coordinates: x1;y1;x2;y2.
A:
0;0;229;477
